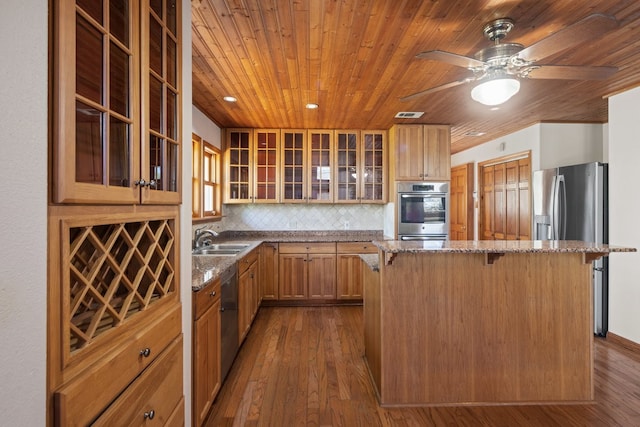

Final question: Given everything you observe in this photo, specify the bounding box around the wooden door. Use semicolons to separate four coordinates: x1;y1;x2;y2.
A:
393;125;424;181
423;126;451;180
450;163;474;240
481;165;495;240
518;158;531;240
307;254;337;299
336;254;364;299
493;163;506;240
278;254;307;299
259;243;279;300
505;160;519;240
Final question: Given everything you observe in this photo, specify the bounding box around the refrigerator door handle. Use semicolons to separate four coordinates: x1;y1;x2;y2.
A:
551;175;559;239
557;175;567;239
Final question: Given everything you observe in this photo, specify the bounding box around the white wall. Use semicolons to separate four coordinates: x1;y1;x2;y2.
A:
180;1;194;426
539;123;604;169
193;105;222;149
0;0;48;425
608;86;640;344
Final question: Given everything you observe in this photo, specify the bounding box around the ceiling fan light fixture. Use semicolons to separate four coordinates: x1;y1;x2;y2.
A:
471;78;520;106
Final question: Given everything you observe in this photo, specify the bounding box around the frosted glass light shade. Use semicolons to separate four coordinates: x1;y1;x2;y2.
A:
471;78;520;106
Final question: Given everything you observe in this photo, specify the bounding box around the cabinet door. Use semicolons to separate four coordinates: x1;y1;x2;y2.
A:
393;125;425;181
493;163;507;240
337;254;364;299
423;126;451;180
54;0;140;204
308;130;334;202
260;243;279;300
361;130;387;203
505;160;519;240
281;130;307;202
481;165;495;240
254;130;279;202
308;254;337;299
140;0;182;204
238;265;255;342
226;129;253;202
193;299;220;427
335;130;360;203
517;158;531;240
279;254;307;299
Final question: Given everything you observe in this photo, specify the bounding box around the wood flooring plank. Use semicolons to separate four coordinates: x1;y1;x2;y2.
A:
204;306;640;426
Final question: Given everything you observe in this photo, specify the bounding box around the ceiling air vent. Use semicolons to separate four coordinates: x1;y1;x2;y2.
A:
395;111;424;119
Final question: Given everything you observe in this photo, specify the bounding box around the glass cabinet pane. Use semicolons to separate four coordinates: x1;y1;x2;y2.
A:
282;131;306;202
110;41;129;117
76;15;103;103
149;15;163;77
109;116;130;187
109;0;129;46
77;0;103;24
75;101;103;184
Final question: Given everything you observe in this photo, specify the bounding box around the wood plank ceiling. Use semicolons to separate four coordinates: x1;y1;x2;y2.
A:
191;0;640;154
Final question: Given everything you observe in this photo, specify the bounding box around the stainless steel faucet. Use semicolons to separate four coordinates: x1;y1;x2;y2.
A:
193;227;219;249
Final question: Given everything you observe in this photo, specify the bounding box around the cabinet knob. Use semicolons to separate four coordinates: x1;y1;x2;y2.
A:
134;179;147;187
144;410;155;420
209;291;216;297
139;348;151;358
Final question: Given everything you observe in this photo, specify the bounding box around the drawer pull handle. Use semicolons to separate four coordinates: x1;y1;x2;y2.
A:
144;409;155;420
139;348;151;358
210;291;216;297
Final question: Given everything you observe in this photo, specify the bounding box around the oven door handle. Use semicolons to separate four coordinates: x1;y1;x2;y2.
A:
400;235;448;241
400;193;447;198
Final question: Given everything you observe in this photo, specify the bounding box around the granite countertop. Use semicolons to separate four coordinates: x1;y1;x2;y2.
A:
373;239;637;254
192;230;384;291
359;254;380;272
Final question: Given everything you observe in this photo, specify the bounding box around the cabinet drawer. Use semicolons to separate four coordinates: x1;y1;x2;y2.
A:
238;248;259;274
279;242;336;254
337;242;377;253
54;303;181;427
93;336;184;426
194;278;221;320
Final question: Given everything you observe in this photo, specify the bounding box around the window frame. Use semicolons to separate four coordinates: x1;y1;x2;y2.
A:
192;133;222;221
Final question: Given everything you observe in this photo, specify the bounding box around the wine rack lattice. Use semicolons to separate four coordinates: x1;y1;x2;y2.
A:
67;219;176;353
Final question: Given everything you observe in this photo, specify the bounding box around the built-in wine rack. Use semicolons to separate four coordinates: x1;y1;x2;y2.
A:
65;218;176;353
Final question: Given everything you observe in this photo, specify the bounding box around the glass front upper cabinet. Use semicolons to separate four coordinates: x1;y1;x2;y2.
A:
281;130;306;203
225;129;252;203
53;0;181;204
308;130;334;203
254;130;279;202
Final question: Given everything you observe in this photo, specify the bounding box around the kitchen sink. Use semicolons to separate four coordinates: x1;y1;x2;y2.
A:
192;243;250;256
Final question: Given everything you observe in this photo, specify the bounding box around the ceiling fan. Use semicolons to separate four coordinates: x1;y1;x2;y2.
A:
401;13;619;105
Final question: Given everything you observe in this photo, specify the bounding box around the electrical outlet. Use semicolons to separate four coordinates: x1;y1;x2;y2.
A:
344;221;350;230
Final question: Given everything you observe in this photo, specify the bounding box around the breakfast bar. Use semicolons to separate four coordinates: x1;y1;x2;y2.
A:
364;240;635;406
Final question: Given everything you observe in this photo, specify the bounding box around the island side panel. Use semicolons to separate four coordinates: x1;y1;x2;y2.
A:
378;252;594;405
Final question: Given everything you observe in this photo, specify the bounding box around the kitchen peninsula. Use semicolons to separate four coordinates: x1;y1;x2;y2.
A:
364;240;635;406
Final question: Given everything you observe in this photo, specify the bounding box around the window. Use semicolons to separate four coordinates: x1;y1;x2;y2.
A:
192;133;221;219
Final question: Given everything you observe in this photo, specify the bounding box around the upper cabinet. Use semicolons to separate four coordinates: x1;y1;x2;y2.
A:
335;130;387;203
53;0;182;205
390;125;451;182
226;128;387;204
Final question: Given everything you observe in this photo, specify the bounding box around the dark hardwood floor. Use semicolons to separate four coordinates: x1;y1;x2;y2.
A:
204;306;640;426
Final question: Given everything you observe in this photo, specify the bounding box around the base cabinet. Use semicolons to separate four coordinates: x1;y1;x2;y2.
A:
279;243;337;300
336;242;377;300
192;278;221;427
259;243;279;300
238;248;260;343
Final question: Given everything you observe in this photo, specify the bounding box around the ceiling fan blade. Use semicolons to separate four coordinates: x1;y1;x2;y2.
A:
527;65;618;80
400;78;474;102
416;50;485;69
517;14;618;63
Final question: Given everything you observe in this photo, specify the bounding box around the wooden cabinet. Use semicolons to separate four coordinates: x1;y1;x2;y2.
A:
279;243;337;300
238;248;260;342
254;129;280;202
335;130;387;203
192;278;221;427
53;0;182;205
308;130;334;202
259;243;279;300
48;206;183;426
479;153;531;241
336;242;377;300
225;129;253;202
281;130;307;202
390;125;451;182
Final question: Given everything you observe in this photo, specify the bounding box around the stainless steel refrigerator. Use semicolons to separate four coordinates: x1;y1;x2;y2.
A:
533;162;609;336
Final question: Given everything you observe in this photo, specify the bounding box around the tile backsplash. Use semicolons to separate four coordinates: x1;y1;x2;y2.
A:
214;204;385;231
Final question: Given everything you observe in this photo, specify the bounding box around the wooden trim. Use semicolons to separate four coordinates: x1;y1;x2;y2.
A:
605;332;640;353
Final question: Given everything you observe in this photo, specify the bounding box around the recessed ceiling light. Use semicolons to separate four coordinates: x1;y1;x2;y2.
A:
306;103;319;109
464;131;486;137
223;96;237;102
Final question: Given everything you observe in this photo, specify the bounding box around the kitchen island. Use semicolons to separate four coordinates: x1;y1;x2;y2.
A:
365;240;635;406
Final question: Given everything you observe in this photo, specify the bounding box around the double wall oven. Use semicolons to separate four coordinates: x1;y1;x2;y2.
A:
397;182;449;241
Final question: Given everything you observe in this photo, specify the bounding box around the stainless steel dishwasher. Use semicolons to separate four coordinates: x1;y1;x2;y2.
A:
219;264;239;381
